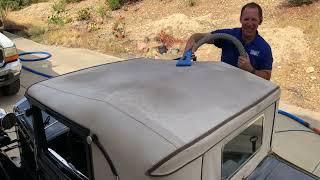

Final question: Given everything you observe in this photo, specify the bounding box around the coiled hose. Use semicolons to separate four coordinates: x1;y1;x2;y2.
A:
19;51;53;79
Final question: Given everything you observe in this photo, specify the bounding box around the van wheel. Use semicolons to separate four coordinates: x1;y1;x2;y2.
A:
2;79;20;96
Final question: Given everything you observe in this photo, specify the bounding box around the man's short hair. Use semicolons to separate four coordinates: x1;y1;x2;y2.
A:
240;2;263;24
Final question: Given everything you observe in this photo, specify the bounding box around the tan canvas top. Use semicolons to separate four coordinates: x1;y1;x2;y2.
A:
27;59;278;147
26;59;279;176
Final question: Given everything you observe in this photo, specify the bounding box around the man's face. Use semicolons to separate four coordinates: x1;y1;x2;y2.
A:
240;7;261;39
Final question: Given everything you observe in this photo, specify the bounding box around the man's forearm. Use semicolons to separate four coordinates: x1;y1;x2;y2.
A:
184;33;209;52
253;70;271;80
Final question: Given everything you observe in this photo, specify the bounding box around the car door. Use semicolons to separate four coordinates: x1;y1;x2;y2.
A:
32;105;93;180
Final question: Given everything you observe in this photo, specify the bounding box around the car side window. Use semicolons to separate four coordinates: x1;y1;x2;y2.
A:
221;116;264;179
41;111;90;178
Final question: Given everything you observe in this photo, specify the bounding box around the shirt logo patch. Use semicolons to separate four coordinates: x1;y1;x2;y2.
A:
250;50;260;56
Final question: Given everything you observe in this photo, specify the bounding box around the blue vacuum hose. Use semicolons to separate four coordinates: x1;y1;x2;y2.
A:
19;51;53;79
278;109;320;135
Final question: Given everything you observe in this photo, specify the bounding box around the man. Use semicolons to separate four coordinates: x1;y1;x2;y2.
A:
184;2;273;80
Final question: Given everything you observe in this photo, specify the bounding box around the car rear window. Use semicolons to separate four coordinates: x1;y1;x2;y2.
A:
221;115;264;179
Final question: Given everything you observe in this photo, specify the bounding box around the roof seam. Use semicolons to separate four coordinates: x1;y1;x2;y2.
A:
36;84;180;148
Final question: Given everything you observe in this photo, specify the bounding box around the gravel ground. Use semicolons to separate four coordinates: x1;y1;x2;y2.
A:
6;0;320;112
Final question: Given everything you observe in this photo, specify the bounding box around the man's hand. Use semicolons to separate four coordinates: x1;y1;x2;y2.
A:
238;55;272;80
184;39;196;55
238;56;254;72
183;33;209;55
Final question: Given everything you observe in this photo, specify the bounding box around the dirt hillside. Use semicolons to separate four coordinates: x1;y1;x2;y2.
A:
5;0;320;112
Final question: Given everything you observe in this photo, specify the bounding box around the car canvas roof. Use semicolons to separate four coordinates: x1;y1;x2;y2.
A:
27;59;279;175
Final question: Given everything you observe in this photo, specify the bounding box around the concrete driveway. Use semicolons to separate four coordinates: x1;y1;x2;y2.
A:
274;111;320;177
1;32;320;178
0;32;123;112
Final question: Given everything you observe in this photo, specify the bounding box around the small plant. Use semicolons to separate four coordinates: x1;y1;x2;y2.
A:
65;17;73;23
28;25;48;37
0;0;19;10
96;4;107;18
107;0;121;11
112;16;126;38
106;0;140;11
88;22;100;32
0;7;9;22
288;0;315;6
186;0;196;7
52;0;66;13
77;7;91;21
48;0;66;26
48;13;65;26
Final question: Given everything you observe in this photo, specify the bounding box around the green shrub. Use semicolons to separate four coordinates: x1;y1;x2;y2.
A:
65;17;73;23
52;0;66;13
0;7;8;21
96;4;107;18
107;0;121;10
28;25;48;37
48;13;65;26
0;0;20;10
0;0;47;10
106;0;141;11
77;7;91;21
288;0;315;5
88;22;100;32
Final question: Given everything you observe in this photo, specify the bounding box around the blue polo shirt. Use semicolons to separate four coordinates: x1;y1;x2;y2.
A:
211;28;273;70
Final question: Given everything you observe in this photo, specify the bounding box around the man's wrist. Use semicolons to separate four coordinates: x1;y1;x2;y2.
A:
251;68;256;74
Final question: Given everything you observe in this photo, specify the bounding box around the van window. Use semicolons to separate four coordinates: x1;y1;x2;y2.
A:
41;111;89;178
221;116;264;179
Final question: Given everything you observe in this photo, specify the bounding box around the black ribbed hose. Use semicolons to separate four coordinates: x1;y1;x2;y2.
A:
193;33;247;57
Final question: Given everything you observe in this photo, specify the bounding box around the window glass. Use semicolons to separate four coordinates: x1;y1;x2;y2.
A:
221;116;264;179
41;111;89;178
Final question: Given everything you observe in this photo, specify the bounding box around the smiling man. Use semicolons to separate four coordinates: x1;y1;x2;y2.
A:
184;2;273;80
